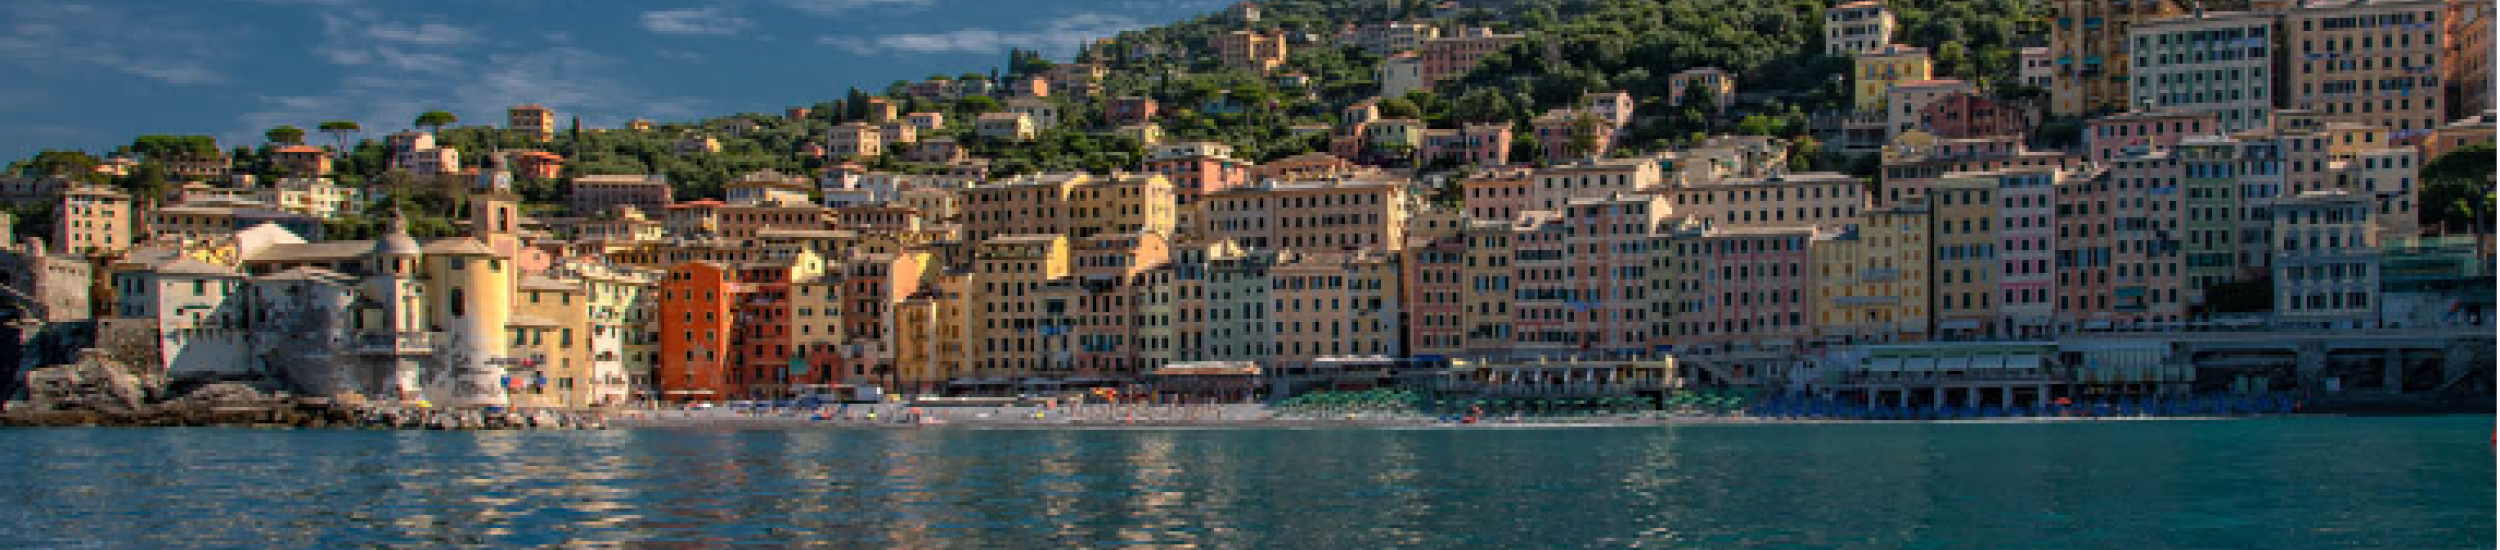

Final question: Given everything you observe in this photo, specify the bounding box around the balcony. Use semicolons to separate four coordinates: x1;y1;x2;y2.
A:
356;332;436;355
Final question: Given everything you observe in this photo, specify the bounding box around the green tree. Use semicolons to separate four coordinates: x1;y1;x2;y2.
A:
414;110;459;133
265;126;306;146
2420;142;2497;234
317;120;362;154
955;95;1003;115
1378;97;1422;119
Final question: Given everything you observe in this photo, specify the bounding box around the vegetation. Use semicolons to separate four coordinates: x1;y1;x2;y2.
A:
2420;142;2496;234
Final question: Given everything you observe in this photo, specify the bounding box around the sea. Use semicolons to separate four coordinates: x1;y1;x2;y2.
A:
0;416;2487;548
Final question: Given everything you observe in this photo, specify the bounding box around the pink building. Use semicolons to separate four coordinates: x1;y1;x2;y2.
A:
1988;167;2060;338
1401;227;1469;357
1420;27;1523;85
511;151;563;180
1142;150;1248;207
1418;122;1512;167
2085;110;2219;163
906;112;945;132
2083;150;2188;326
1461;167;1532;222
1667;225;1820;362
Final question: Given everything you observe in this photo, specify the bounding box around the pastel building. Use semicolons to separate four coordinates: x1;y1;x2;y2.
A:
2128;10;2280;133
1266;250;1401;364
2047;0;2184;116
1198;176;1409;252
2269;190;2381;328
1987;167;2062;338
1930;175;2002;340
1666;68;1736;112
1811;203;1931;344
1420;27;1522;85
2283;0;2450;142
1853;44;1933;112
1531;157;1660;211
1826;1;1898;56
1654;173;1866;229
1460;167;1534;222
509;104;556;141
2085;109;2219;162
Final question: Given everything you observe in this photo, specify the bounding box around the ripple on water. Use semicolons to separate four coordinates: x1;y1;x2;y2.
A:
0;417;2486;548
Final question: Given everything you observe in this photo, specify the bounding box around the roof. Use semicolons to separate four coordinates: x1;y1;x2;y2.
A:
519;275;584;292
272;145;326;154
155;258;241;277
245;240;375;263
421;237;496;256
257;266;354;283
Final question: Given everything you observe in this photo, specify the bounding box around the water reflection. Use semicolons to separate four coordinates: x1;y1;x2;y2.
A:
0;419;2486;548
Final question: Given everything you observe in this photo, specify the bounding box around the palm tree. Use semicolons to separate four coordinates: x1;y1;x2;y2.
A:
265;126;306;146
414;110;459;134
317;120;362;157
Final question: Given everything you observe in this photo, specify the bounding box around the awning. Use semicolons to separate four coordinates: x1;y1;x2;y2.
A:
1937;356;1972;372
1939;320;1982;330
1864;358;1904;372
2083;321;2113;329
1970;355;2007;370
2006;355;2044;371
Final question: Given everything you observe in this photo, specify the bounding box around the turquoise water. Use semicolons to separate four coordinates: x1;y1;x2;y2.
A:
0;417;2487;548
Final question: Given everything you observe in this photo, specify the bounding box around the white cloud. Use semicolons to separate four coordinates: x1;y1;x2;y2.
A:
0;2;236;85
818;12;1145;56
363;22;480;45
641;7;753;36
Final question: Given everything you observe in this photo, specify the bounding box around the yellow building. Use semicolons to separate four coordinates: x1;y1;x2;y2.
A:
1931;175;2000;339
510;275;592;407
1268;250;1401;363
57;184;132;255
509;104;556;141
421;237;515;407
892;270;970;394
1812;203;1932;344
1853;44;1933;112
1068;173;1178;239
969;234;1070;379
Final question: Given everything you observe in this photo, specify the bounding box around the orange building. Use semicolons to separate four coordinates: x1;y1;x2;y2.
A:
659;262;734;401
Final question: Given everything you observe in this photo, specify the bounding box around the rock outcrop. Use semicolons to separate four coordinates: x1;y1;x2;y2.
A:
23;350;147;413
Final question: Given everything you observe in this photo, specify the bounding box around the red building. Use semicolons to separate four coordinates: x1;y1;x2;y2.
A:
511;151;564;180
729;260;802;399
1916;92;2032;140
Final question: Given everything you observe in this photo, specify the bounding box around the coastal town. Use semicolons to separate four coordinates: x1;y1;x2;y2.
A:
0;0;2492;422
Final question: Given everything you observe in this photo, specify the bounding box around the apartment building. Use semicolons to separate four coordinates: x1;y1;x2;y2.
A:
2283;0;2450;142
1531;157;1660;211
1826;1;1898;56
2269;190;2382;328
2048;0;2185;115
509;104;556;141
1198;176;1409;252
57;184;131;255
1812;204;1932;344
2129;10;2281;133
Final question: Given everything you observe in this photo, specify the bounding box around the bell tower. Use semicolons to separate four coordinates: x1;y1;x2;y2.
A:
471;151;521;257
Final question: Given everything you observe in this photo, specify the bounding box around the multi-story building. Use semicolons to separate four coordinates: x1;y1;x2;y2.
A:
1509;195;1665;358
269;145;332;177
2047;0;2184;116
1143;142;1248;207
1005;97;1061;129
1931;174;2002;339
1811;203;1931;344
1460;167;1533;222
2129;10;2281;133
1198;175;1410;252
1461;220;1516;355
2021;46;2057;88
2283;0;2450;142
975;112;1036;141
1213;29;1289;73
1653;173;1865;229
569;174;673;217
1916;91;2034;139
511;151;563;180
1353;21;1439;55
2446;0;2494;118
108;257;251;382
1267;250;1401;364
385;131;461;176
2085;109;2220;162
969;235;1069;378
1988;167;2062;338
2269;190;2381;328
827;122;885;160
1108;97;1159;125
1662;224;1821;383
1531;156;1659;211
509;104;556;141
1420;27;1522;85
57;184;131;256
1416;122;1512;167
1826;1;1898;56
1380;51;1426;97
659;261;734;401
1667;68;1737;112
1885;79;1977;138
1853;44;1933;112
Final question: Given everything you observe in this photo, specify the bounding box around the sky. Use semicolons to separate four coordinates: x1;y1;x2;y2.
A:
0;0;1230;161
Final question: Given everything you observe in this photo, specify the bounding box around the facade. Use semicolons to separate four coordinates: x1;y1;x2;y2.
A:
2283;0;2451;142
509;104;556;141
1853;44;1933;112
57;185;132;256
975;112;1036;141
1666;68;1737;112
1532;157;1661;212
569;174;674;217
1380;51;1425;97
2129;10;2281;133
2021;46;2057;88
1917;92;2033;139
1812;204;1931;344
2269;190;2381;328
1826;1;1898;56
2085;110;2220;162
1198;176;1409;253
2047;0;2184;116
1420;27;1522;85
1214;30;1290;73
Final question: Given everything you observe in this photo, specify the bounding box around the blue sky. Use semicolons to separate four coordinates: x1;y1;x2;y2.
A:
0;0;1228;161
